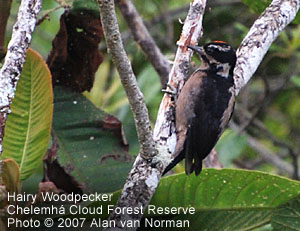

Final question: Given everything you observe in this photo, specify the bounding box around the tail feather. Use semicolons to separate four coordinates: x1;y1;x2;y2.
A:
184;131;194;175
163;130;187;175
162;152;184;175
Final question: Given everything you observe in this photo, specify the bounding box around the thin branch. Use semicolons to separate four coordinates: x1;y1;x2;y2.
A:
234;0;300;95
0;0;41;157
233;157;265;170
247;135;296;177
235;102;299;179
36;5;70;26
147;0;240;27
36;0;71;26
231;123;297;178
116;0;171;87
252;118;299;179
98;0;155;160
238;55;300;133
99;0;241;52
234;150;291;170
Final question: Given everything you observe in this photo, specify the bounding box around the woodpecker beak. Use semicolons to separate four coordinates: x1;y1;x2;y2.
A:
187;45;205;55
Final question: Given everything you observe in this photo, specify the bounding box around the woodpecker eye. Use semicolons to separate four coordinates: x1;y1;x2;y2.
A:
206;46;214;54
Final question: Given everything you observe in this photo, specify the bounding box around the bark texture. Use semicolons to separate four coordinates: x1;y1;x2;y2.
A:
98;0;155;160
0;0;41;155
116;0;171;87
153;0;207;165
234;0;300;95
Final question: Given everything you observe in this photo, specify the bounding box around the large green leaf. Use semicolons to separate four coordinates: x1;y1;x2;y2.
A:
157;169;298;209
83;169;300;230
29;169;300;230
272;196;300;231
52;87;133;193
1;49;53;180
146;169;300;230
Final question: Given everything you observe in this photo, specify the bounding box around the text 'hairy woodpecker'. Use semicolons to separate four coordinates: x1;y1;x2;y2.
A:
164;41;237;176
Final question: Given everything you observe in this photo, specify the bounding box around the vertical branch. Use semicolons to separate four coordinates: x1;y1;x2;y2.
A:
0;0;42;156
153;0;206;161
234;0;300;95
116;0;171;87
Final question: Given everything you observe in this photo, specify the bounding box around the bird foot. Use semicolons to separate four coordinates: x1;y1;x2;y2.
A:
162;83;177;95
162;83;177;105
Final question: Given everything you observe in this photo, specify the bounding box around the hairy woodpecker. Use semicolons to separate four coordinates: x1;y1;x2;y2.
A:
163;41;237;176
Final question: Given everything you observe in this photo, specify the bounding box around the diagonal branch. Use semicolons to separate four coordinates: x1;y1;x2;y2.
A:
0;0;42;158
153;0;206;157
247;135;296;177
116;0;171;87
234;0;300;95
98;0;155;159
231;122;297;178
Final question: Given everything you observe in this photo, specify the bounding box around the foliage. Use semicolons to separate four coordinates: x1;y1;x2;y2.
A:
215;130;247;167
52;86;133;193
85;169;300;230
149;169;300;230
271;196;300;230
1;49;53;180
0;159;19;200
1;0;300;230
72;0;99;16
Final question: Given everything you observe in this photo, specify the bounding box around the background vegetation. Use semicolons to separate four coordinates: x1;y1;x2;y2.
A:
1;0;300;230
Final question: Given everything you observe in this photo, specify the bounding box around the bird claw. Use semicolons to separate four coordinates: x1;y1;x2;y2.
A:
162;84;177;106
162;83;177;95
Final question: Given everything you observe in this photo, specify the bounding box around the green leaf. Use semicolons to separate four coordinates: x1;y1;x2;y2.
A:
147;169;300;230
72;0;99;16
215;129;247;167
85;169;300;231
272;196;300;231
1;49;53;180
0;159;20;208
52;87;133;193
153;169;300;210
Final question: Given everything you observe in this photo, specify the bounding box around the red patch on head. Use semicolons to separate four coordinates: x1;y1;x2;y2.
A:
212;40;226;44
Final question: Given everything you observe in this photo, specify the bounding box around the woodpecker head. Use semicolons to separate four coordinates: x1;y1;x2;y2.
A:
188;41;236;77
